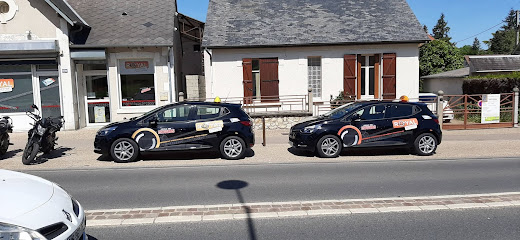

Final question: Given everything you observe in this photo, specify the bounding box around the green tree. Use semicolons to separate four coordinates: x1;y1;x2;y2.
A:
487;9;517;54
459;45;477;56
423;25;429;34
472;38;481;52
420;40;464;77
432;13;451;42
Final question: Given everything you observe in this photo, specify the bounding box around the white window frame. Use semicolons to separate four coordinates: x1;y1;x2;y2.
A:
307;56;322;98
84;70;110;126
360;55;375;100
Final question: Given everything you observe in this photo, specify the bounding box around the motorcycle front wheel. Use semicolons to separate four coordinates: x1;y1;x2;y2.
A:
0;133;9;155
22;141;39;165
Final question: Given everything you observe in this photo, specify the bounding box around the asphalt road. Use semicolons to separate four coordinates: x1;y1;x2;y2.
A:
26;157;520;210
86;207;520;240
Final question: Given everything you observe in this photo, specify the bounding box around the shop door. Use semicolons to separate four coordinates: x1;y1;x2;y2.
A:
38;75;62;118
84;74;110;125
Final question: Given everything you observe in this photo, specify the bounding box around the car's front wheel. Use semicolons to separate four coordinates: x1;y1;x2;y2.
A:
413;133;437;156
110;138;139;163
220;136;246;160
316;135;342;158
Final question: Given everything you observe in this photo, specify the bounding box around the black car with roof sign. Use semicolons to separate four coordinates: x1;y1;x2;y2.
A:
289;101;442;158
94;101;254;162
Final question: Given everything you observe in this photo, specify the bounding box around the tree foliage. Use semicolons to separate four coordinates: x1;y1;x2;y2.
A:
472;37;481;52
488;9;517;54
420;40;464;77
432;13;451;42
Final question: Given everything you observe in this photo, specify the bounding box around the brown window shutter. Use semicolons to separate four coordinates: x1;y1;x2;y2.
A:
382;53;396;100
259;58;279;102
343;55;357;99
242;58;253;104
374;54;380;99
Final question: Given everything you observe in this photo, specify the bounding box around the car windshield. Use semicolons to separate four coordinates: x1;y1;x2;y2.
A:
323;102;361;119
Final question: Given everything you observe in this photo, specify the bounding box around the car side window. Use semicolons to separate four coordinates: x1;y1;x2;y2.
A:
196;106;221;120
385;104;414;119
157;105;191;122
357;105;386;121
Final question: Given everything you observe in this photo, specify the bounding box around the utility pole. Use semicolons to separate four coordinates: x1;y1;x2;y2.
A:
516;10;520;48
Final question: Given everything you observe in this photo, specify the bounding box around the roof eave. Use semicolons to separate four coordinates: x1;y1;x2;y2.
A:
203;39;429;49
44;0;89;26
70;44;174;49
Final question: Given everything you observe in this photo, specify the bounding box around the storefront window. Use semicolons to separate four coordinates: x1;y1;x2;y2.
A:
39;76;61;118
119;60;155;107
0;74;34;113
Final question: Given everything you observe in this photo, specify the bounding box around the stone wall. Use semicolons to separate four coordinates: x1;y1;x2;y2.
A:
186;75;206;99
252;116;307;130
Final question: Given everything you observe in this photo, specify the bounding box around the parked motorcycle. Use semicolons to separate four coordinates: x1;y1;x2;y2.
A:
22;105;64;165
0;116;13;155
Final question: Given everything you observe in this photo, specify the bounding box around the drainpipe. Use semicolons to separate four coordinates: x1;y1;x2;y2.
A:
173;1;184;101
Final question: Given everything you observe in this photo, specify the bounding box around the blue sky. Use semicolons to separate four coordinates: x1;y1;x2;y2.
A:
178;0;520;49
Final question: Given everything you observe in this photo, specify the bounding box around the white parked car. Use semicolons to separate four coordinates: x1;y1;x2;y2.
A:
0;170;86;240
419;93;454;123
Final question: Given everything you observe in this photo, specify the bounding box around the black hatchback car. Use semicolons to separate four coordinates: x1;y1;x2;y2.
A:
94;102;254;162
289;101;442;158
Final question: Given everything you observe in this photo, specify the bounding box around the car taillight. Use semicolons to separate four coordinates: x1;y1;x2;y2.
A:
240;121;252;126
433;118;439;124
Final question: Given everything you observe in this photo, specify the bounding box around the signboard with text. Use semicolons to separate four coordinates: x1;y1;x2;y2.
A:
119;60;154;75
481;94;500;124
0;79;14;93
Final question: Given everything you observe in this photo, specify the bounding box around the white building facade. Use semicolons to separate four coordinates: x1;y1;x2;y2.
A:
205;44;420;103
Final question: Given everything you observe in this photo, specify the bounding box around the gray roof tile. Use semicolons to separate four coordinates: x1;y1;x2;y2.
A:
203;0;430;48
468;55;520;72
421;67;470;79
67;0;175;47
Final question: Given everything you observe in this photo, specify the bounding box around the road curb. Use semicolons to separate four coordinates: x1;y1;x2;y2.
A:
86;192;520;227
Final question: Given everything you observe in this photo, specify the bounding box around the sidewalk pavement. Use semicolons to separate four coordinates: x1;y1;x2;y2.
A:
1;127;520;171
85;192;520;227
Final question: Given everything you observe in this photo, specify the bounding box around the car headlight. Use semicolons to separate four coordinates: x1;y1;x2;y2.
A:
0;222;46;240
301;124;322;134
97;126;117;136
37;125;45;135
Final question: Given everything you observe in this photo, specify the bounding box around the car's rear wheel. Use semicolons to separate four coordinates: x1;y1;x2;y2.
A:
110;138;139;163
414;133;437;156
220;136;246;160
316;135;342;158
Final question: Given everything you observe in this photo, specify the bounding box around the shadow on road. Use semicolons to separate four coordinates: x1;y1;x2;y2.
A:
30;147;74;165
288;146;414;157
97;149;255;163
217;180;257;240
0;149;22;160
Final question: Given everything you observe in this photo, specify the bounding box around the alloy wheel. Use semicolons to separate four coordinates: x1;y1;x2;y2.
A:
418;135;436;154
320;137;339;156
223;138;243;158
113;141;135;161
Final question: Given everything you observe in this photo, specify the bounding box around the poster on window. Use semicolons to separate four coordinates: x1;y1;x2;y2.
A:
94;106;106;123
481;94;500;124
0;79;14;93
119;60;154;75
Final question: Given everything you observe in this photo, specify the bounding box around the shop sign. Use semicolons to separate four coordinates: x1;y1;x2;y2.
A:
0;79;14;93
481;94;500;123
120;60;154;75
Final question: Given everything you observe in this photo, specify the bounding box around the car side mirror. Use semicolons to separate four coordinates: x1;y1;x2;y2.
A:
149;117;158;126
351;114;361;123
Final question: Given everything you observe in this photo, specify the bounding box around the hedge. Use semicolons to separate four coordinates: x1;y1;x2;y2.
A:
462;78;520;95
